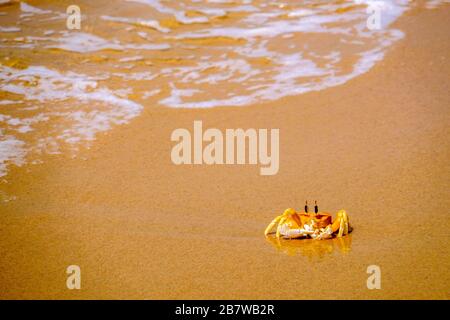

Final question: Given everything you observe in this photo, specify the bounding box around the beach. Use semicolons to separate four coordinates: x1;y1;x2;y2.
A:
0;2;449;299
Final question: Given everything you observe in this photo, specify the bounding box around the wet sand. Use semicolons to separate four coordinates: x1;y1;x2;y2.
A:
1;6;449;299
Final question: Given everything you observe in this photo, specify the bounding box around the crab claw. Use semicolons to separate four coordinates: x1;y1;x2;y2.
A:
264;208;296;236
310;225;333;240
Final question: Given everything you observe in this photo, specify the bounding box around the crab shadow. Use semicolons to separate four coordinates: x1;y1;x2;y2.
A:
265;234;352;259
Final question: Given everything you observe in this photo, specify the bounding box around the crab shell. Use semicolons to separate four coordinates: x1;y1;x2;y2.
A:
276;211;332;230
299;212;332;229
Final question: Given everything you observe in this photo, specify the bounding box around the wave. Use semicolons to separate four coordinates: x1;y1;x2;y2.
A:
0;0;448;181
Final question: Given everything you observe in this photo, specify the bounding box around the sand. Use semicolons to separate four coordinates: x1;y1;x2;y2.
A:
0;6;449;299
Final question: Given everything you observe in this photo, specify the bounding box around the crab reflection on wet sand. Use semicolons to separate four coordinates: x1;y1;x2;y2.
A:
266;234;352;258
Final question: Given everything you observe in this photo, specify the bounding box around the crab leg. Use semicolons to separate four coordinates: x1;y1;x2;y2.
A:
338;217;345;237
264;215;284;236
275;217;287;238
343;212;349;235
331;210;349;237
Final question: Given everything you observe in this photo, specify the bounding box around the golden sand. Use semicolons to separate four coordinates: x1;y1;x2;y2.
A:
0;6;449;299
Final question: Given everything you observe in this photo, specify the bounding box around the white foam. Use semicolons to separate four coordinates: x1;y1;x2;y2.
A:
46;32;123;53
0;133;26;178
0;100;19;105
0;64;143;177
119;56;144;63
155;0;409;108
1;28;170;51
425;0;450;8
20;2;52;15
127;0;211;24
0;26;21;33
101;15;170;33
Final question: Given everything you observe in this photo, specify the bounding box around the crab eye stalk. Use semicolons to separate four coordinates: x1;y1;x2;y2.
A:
305;201;308;213
314;201;318;214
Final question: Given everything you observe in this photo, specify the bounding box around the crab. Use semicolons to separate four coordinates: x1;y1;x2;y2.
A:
264;201;351;240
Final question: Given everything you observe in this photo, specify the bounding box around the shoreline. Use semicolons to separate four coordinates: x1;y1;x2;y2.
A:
1;5;449;299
